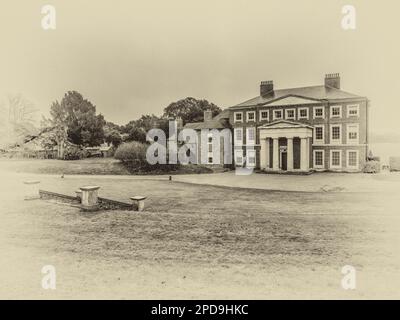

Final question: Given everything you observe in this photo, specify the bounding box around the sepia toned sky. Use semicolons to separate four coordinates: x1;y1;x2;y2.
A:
0;0;399;134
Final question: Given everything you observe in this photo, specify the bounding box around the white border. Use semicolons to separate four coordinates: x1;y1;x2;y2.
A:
313;149;325;169
346;150;359;169
330;124;342;145
330;105;342;118
273;109;283;121
234;127;243;146
246;127;256;145
313;125;325;144
313;106;325;119
246;149;256;167
347;104;360;118
329;149;342;169
234;112;243;123
285;108;296;120
246;111;256;122
298;107;309;120
259;110;269;121
235;149;244;166
346;123;359;144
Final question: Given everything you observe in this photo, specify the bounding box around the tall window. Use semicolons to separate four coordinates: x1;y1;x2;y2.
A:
347;150;359;168
330;125;341;144
207;134;213;164
235;150;243;165
347;124;359;144
234;128;243;146
330;150;341;168
246;127;255;145
314;125;324;144
247;150;256;167
314;150;325;168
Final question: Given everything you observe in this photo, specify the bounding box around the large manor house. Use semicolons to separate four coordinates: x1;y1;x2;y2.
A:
185;73;369;173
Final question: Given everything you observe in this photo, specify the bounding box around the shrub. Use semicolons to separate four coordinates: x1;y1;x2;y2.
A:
363;160;381;173
64;147;87;160
114;141;148;164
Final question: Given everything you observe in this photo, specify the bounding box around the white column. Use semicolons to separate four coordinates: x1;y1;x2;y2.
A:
272;138;279;171
260;139;267;169
287;137;294;171
265;138;270;169
300;138;309;171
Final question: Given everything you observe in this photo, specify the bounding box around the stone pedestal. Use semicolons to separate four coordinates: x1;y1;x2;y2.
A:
24;180;40;200
80;186;100;211
130;196;147;212
75;190;83;201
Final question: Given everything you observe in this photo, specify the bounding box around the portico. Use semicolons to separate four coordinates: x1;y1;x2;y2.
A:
259;120;313;172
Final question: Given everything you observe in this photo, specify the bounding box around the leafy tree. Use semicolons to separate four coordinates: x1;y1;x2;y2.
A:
122;114;168;143
104;122;122;147
46;91;106;148
163;97;221;124
60;91;106;146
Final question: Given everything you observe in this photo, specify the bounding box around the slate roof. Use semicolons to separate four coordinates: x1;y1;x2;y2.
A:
184;109;231;130
231;85;366;108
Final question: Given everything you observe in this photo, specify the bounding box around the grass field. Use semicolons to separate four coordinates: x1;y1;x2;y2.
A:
0;160;399;299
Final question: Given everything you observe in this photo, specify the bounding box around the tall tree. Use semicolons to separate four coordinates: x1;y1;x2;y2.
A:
163;97;221;124
61;91;106;146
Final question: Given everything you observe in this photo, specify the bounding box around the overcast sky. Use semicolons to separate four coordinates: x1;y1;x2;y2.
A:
0;0;399;134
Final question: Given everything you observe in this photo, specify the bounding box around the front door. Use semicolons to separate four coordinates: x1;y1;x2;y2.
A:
281;151;287;170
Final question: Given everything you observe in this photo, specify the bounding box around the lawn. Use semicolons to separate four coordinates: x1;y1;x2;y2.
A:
0;161;399;299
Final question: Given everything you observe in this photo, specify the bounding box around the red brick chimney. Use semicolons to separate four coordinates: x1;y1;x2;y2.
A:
204;110;213;122
325;73;340;89
260;80;273;96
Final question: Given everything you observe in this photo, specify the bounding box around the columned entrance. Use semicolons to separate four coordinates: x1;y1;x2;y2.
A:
259;120;313;173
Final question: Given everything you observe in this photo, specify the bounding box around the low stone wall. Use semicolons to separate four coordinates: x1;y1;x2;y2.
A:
39;190;132;211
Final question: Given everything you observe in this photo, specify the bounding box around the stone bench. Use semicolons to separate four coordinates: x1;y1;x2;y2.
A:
130;196;147;212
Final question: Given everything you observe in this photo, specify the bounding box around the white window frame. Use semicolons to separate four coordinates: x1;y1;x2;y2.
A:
273;109;283;121
298;107;309;120
330;105;342;118
246;111;256;122
234;127;243;146
234;112;243;123
246;149;256;168
285;108;296;120
329;150;342;169
313;106;325;119
235;149;244;166
313;125;325;144
346;123;359;144
313;150;325;169
259;110;269;121
330;124;342;144
346;150;359;169
246;127;256;145
347;104;360;118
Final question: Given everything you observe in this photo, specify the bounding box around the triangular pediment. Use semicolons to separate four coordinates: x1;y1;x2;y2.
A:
258;120;313;130
262;95;321;106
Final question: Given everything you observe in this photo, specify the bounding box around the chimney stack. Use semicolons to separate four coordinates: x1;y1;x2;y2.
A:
204;110;213;122
325;73;340;89
260;80;273;96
